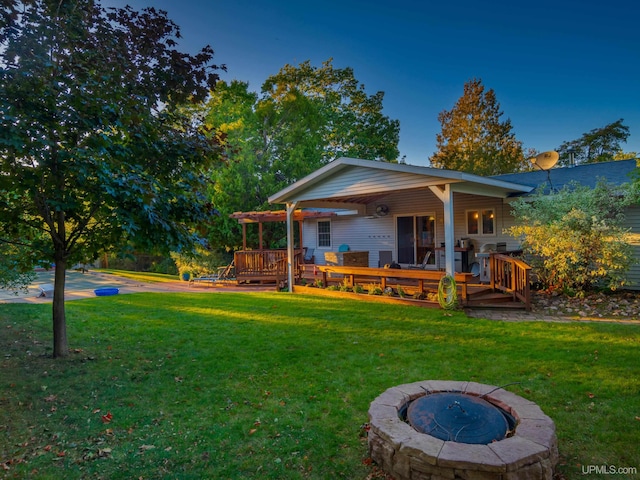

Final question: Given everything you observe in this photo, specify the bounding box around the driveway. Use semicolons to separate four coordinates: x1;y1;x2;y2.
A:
0;269;272;304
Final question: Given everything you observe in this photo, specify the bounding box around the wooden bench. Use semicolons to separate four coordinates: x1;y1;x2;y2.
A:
317;266;474;303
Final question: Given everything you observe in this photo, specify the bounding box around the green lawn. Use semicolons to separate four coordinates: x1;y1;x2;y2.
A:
1;292;638;479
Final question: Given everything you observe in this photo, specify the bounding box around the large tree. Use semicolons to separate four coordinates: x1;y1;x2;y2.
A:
0;0;223;357
430;79;526;175
202;60;400;250
556;119;631;166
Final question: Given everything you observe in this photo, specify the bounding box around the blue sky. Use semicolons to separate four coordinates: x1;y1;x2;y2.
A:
104;0;640;166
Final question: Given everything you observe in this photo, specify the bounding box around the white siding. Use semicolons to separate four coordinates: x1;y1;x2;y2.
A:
295;166;443;201
624;205;640;290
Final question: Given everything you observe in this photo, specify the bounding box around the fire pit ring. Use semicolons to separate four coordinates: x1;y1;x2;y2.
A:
368;380;558;480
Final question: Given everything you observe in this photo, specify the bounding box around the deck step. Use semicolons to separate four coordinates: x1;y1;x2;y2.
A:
466;292;527;310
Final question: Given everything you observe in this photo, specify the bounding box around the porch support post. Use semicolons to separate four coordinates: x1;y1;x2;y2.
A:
286;202;298;292
442;184;455;275
242;224;247;250
429;184;456;276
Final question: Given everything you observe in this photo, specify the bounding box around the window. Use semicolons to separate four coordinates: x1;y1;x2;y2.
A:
317;220;331;248
466;209;495;235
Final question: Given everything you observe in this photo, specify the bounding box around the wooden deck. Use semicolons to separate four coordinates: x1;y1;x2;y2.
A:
231;250;531;310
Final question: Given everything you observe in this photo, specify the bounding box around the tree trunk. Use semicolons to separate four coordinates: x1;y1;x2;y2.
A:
52;258;69;358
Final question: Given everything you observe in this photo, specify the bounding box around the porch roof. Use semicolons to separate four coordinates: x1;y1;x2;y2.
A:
230;209;337;224
268;157;534;206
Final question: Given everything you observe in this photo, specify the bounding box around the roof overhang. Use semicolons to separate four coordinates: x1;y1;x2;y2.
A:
268;157;534;206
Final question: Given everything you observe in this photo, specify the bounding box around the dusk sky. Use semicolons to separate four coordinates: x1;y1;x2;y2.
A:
104;0;640;166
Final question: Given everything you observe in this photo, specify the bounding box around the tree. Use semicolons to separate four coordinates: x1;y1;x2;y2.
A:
0;1;223;357
201;60;400;250
507;181;637;294
430;79;526;175
556;119;631;166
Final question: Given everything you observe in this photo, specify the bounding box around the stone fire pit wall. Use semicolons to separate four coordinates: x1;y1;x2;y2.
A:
368;380;558;480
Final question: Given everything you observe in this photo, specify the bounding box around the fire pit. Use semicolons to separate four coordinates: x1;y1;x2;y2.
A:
368;380;557;480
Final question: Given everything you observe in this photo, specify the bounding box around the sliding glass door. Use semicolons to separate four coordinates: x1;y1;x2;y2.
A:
396;215;436;266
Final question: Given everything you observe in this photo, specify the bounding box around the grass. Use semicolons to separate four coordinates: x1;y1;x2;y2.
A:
97;269;180;283
1;292;639;479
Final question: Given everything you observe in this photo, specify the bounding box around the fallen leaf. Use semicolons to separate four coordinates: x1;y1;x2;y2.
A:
587;392;595;398
101;412;113;423
44;395;57;402
635;416;640;421
56;451;66;457
98;448;112;458
249;428;257;435
139;445;155;452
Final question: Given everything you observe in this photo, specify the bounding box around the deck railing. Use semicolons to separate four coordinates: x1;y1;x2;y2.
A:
490;253;532;310
234;249;301;282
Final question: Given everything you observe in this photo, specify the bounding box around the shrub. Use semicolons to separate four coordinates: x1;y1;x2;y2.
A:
171;247;232;279
507;179;637;292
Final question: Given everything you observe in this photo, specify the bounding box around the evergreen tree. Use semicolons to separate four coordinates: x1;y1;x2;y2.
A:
556;119;631;166
430;79;526;175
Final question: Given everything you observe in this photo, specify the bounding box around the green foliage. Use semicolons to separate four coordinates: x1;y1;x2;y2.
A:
200;59;400;251
0;241;37;294
507;180;637;292
0;0;223;356
430;79;526;175
170;248;232;279
338;279;352;292
557;119;631;166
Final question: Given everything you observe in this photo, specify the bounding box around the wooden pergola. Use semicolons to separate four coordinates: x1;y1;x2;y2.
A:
230;209;337;250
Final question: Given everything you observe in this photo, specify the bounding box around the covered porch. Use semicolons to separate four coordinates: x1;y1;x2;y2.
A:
266;157;534;309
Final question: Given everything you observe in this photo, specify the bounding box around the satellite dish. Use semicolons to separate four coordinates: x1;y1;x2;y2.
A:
376;204;389;216
530;151;559;170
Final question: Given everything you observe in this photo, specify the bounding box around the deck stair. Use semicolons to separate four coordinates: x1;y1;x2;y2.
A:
466;290;528;309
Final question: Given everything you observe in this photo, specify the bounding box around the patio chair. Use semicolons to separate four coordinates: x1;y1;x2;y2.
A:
189;260;235;286
408;251;432;270
303;248;315;264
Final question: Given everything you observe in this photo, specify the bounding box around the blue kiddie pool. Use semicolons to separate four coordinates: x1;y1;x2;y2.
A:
94;287;119;296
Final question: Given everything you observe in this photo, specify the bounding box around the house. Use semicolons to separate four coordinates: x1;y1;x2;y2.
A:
267;157;639;290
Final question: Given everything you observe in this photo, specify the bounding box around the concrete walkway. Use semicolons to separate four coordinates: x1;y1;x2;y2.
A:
0;270;273;304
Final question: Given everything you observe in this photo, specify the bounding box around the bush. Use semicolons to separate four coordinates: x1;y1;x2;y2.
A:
507;179;637;292
171;248;233;279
